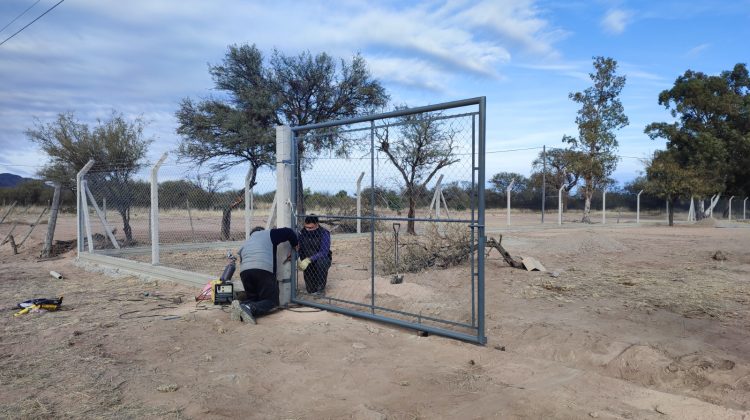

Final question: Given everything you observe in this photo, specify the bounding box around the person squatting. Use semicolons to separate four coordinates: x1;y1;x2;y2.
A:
297;215;332;295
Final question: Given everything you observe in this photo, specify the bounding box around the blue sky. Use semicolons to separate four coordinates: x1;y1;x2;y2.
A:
1;0;748;187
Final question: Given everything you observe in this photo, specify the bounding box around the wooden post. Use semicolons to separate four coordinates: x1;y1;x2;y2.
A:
18;207;47;247
8;235;18;254
0;201;17;224
42;184;61;258
245;165;255;240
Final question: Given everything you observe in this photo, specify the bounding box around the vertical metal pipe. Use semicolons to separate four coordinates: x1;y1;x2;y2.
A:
602;189;606;225
476;97;487;344
470;114;476;327
728;196;734;221
744;197;748;220
370;121;376;314
290;129;298;301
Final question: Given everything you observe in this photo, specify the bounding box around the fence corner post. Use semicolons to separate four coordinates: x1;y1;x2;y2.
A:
150;152;168;265
276;125;293;307
76;160;95;257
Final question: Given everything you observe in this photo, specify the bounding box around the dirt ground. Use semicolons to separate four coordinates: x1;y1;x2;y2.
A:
1;210;750;419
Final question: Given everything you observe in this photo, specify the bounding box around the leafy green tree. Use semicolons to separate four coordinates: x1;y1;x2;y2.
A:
27;112;151;243
562;57;629;223
375;110;459;234
177;44;388;234
645;63;750;205
645;150;702;226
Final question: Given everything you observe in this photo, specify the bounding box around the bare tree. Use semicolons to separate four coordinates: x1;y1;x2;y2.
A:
375;111;459;234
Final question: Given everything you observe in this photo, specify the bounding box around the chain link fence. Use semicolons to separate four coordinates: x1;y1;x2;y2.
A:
291;97;486;343
81;160;277;276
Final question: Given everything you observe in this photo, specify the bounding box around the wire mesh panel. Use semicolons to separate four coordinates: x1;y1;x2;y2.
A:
291;97;486;344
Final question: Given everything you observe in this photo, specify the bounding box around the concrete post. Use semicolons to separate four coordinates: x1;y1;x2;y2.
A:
76;160;95;256
558;185;564;225
506;179;515;226
602;189;606;225
276;126;293;307
245;166;255;240
356;171;365;233
150;152;168;265
637;190;643;224
728;196;735;221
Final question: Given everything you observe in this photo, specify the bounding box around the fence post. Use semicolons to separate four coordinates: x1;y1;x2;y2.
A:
744;197;748;220
602;189;606;225
276;125;293;307
728;196;735;221
76;160;95;256
0;201;17;224
150;152;168;265
558;185;564;225
541;145;546;224
637;190;643;224
245;165;255;239
41;184;61;258
356;171;365;233
506;178;515;226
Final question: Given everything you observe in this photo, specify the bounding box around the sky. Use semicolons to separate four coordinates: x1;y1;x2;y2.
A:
1;0;749;189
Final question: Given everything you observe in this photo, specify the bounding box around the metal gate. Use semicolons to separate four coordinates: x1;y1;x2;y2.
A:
290;97;486;344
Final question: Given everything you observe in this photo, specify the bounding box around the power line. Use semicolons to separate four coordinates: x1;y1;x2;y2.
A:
0;0;64;47
0;0;41;34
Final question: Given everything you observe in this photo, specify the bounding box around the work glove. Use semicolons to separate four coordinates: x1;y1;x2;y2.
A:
298;258;312;271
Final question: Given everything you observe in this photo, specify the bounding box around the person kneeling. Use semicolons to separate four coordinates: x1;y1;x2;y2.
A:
233;226;299;324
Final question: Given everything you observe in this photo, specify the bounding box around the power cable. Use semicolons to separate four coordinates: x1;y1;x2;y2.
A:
0;0;64;47
0;0;41;34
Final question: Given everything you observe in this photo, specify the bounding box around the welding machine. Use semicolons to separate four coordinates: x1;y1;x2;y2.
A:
212;252;237;305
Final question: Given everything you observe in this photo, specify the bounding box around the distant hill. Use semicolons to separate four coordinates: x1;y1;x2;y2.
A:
0;173;35;188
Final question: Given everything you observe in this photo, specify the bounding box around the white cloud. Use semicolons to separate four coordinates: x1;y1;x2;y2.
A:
685;43;710;57
601;9;633;34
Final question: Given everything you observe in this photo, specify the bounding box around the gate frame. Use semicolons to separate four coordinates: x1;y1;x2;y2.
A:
289;97;487;344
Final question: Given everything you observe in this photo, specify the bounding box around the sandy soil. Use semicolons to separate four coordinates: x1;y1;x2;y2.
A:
1;210;750;419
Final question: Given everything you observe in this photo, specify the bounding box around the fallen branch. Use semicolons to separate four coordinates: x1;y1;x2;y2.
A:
485;235;524;269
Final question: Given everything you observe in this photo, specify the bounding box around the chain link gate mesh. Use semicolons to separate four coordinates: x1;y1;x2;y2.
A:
291;97;486;344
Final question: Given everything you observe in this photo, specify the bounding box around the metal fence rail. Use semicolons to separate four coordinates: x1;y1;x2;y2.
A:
291;97;487;344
